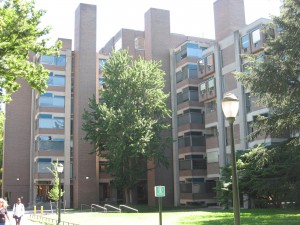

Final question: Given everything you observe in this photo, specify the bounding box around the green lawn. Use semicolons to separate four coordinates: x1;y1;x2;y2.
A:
37;208;300;225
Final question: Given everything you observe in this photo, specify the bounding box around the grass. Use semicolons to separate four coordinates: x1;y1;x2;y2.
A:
37;208;300;225
179;209;300;225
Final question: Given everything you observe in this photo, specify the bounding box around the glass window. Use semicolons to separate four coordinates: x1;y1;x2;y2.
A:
39;114;53;128
252;29;261;44
37;158;51;173
53;117;64;129
241;34;250;48
56;55;66;66
38;114;65;129
176;71;183;83
53;96;65;107
99;59;106;70
40;55;66;66
40;55;55;65
206;54;214;66
47;73;65;87
208;79;215;89
187;43;203;58
39;93;64;108
188;64;198;79
39;93;53;107
37;136;64;151
181;44;187;58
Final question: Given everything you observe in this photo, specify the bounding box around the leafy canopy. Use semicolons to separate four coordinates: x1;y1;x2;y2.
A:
82;50;171;191
48;161;64;202
0;0;61;102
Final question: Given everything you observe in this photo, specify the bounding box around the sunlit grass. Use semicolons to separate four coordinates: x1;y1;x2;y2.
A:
179;209;300;225
40;208;300;225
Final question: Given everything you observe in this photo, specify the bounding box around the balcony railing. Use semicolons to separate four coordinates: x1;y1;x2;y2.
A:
179;159;207;170
178;112;204;126
178;135;206;148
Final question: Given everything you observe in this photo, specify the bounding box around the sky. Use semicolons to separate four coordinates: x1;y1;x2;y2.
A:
34;0;282;50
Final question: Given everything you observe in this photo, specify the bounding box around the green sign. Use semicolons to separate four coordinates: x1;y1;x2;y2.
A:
155;186;165;197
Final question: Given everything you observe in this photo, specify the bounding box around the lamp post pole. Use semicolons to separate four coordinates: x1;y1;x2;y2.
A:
58;172;61;225
57;163;64;225
229;117;240;225
222;93;240;225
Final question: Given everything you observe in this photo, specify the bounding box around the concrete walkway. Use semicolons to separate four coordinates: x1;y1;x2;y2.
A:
6;211;40;225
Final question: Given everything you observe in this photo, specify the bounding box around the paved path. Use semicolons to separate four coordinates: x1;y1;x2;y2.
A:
6;211;40;225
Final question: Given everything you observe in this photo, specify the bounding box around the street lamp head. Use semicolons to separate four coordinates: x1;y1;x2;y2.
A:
57;163;64;173
222;93;239;119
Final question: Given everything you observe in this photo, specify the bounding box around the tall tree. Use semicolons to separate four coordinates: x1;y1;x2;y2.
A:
82;50;171;203
235;0;300;207
0;0;61;102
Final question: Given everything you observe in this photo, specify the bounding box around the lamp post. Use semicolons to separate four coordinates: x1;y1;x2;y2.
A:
57;163;64;225
221;93;240;225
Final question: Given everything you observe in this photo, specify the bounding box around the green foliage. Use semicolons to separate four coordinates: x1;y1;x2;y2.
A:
47;161;64;202
0;0;61;102
82;50;171;195
234;0;300;208
239;141;300;208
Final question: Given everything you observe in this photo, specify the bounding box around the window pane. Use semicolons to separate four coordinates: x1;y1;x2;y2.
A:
53;96;65;108
241;35;250;48
47;72;54;85
188;64;198;79
47;74;65;87
176;71;183;83
39;93;53;107
53;117;65;129
53;75;65;86
252;29;260;44
187;43;203;58
206;55;213;65
56;55;66;66
208;79;214;88
99;59;106;70
38;162;52;173
39;118;52;128
40;56;55;65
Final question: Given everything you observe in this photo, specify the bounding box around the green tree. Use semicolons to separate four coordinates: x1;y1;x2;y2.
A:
48;161;64;207
215;166;232;209
238;142;300;208
235;0;300;207
0;0;61;102
82;50;171;203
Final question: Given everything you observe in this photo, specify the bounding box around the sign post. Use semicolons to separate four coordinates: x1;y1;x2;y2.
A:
155;186;165;225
